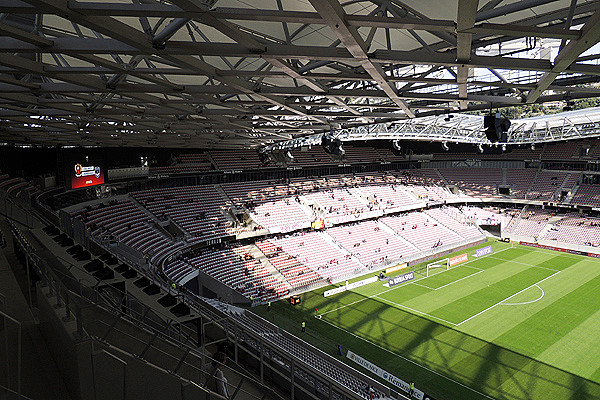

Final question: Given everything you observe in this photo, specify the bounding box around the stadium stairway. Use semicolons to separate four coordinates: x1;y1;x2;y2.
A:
346;187;372;207
129;194;171;224
503;205;528;235
320;230;367;270
377;220;421;253
504;207;522;234
524;168;542;200
214;185;269;234
423;208;459;236
562;178;582;204
246;244;291;288
213;184;235;207
534;220;555;239
433;168;448;185
296;197;318;219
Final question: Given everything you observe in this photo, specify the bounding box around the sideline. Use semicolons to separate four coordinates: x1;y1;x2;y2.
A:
319;317;497;400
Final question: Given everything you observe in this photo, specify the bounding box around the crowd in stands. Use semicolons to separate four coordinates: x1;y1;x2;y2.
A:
504;209;553;239
70;163;600;302
380;212;462;251
257;232;360;284
503;208;600;249
571;184;600;207
541;214;600;248
460;206;502;225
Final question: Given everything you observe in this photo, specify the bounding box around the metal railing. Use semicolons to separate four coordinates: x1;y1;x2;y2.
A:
5;189;423;400
0;310;23;399
9;223;285;400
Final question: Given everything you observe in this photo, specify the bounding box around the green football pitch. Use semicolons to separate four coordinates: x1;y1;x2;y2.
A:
254;239;600;400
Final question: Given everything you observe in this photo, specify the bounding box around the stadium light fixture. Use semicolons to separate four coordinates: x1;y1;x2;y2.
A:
477;143;484;153
442;142;449;151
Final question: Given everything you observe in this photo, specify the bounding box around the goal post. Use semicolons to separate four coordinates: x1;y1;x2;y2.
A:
426;258;449;277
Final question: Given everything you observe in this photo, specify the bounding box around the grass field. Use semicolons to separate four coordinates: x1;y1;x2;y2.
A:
254;239;600;400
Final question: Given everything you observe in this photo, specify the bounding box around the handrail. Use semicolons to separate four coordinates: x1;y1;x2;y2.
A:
9;224;282;400
87;318;274;400
0;384;33;400
1;309;22;399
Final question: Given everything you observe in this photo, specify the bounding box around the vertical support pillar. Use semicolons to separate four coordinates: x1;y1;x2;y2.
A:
64;292;71;321
55;282;62;308
25;256;32;308
17;322;21;398
259;340;264;383
196;316;202;347
234;327;239;364
76;305;83;338
290;358;295;400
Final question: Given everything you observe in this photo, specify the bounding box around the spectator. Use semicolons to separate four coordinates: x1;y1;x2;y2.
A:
204;352;229;399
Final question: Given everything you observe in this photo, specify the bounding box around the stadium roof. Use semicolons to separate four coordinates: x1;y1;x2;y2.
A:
1;0;600;148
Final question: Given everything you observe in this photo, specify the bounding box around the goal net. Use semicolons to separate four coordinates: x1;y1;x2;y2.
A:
426;258;449;277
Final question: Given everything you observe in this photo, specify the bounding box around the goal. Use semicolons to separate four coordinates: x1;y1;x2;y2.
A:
426;258;449;277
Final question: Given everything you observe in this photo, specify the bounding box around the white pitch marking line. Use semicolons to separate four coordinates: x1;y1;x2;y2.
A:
456;270;560;326
518;246;600;264
374;295;458;326
318;317;496;400
463;264;484;271
431;268;486;291
486;255;560;271
412;282;435;290
502;284;545;306
320;244;513;316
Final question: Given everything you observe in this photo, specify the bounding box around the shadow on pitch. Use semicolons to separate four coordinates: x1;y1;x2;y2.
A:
321;291;600;400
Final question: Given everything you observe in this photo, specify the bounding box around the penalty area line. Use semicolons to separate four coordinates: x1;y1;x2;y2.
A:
318;317;496;400
320;245;512;317
373;295;458;326
412;282;435;290
456;270;560;326
486;256;560;272
502;284;545;306
429;268;486;291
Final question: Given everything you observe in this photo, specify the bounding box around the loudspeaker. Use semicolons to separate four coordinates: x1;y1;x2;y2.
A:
484;115;496;141
484;113;511;142
322;135;344;156
258;151;270;165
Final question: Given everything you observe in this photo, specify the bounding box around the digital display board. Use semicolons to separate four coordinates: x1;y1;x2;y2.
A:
70;161;105;189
